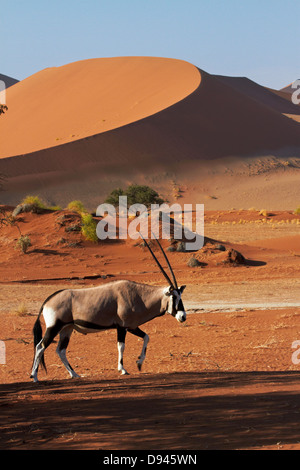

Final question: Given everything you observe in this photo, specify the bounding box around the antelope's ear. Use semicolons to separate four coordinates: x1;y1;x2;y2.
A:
179;285;186;293
163;286;173;296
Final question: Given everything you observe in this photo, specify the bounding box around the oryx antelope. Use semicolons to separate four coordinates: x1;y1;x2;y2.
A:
30;236;186;382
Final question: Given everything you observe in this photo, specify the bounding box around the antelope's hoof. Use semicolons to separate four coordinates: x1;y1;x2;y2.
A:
136;361;142;371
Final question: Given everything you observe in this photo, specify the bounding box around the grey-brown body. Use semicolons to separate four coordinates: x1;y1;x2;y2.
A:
30;279;186;382
53;280;169;331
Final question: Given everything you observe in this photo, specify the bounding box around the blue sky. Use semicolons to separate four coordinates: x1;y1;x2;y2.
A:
1;0;299;89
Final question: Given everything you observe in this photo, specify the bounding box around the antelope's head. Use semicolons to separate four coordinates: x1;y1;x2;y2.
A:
164;285;186;323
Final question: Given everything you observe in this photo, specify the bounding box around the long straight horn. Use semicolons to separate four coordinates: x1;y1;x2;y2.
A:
139;232;174;288
152;232;178;289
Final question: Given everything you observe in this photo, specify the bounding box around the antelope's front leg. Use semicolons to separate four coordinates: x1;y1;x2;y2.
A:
117;325;129;375
128;327;149;371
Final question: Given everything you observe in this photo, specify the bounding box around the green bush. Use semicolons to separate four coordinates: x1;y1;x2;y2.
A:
21;195;46;210
67;200;86;214
105;184;164;208
295;206;300;215
104;188;125;206
81;213;98;243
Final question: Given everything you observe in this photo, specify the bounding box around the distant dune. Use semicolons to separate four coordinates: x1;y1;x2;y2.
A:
280;82;298;95
0;73;19;89
0;57;300;209
216;76;300;116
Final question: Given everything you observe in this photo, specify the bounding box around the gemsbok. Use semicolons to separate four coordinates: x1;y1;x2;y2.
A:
30;236;186;382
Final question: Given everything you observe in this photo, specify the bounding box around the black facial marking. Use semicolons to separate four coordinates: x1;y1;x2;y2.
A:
177;299;184;311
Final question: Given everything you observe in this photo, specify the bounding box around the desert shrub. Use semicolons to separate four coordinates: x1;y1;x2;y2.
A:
0;209;16;227
259;209;269;217
295;206;300;215
126;184;164;207
21;195;46;210
19;196;61;212
81;213;98;243
12;302;29;316
104;188;125;206
16;235;31;254
0;104;8;116
105;184;164;208
12;195;47;216
67;200;86;213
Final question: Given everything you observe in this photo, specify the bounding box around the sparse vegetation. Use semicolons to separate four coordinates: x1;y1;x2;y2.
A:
81;213;98;243
104;188;125;207
13;195;62;215
12;195;46;216
259;209;269;217
56;201;98;243
67;200;86;213
12;302;29;316
295;206;300;215
0;209;17;228
21;195;46;208
1;203;35;253
0;104;8;116
16;235;31;254
105;184;164;208
0;208;30;253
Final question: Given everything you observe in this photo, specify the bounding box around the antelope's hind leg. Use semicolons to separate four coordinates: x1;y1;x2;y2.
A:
56;324;80;379
31;321;63;383
117;325;129;375
128;327;149;371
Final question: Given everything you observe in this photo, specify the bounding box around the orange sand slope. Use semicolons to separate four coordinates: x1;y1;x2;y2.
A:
0;57;200;157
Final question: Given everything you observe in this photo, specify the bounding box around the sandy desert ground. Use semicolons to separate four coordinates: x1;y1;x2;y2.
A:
0;207;300;450
0;56;300;451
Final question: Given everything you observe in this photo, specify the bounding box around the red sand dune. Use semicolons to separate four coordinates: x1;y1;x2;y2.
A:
0;57;200;157
0;57;300;209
